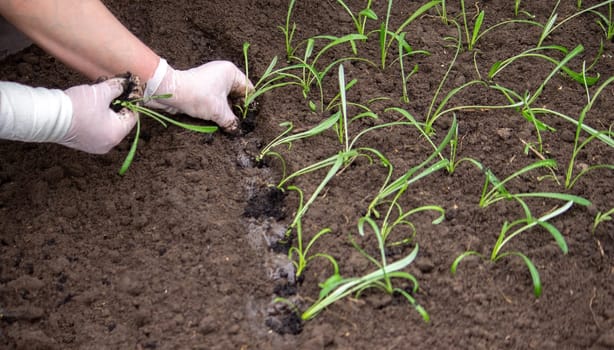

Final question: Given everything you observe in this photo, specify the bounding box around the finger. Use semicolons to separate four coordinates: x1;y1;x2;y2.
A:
218;102;240;134
110;107;138;136
98;77;128;102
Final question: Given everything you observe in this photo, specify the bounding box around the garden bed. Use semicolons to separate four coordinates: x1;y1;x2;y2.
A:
1;0;613;349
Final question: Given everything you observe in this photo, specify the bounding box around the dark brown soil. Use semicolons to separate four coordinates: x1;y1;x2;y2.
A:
1;1;614;349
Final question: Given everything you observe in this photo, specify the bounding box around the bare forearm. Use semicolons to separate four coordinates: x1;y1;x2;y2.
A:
0;0;159;81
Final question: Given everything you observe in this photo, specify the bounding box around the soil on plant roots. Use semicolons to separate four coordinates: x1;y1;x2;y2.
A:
1;0;614;349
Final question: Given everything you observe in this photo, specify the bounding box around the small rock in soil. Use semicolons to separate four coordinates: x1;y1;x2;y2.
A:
496;128;513;140
415;257;435;273
560;129;576;143
198;316;217;335
117;273;142;296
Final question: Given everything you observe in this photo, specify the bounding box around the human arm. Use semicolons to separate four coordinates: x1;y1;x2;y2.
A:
0;0;255;132
0;79;137;154
0;0;159;80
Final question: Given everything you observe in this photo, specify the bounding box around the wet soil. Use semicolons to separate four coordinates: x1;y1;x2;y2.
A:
1;0;614;349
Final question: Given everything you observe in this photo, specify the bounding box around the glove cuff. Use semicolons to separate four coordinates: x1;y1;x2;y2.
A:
144;58;169;101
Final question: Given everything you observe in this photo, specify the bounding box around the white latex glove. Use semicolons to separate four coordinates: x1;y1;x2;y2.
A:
0;79;135;154
144;59;254;133
61;78;137;154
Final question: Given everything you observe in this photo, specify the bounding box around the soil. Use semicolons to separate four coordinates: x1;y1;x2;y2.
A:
1;1;614;349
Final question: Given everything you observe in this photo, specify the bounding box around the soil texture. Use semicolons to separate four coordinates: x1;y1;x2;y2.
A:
1;1;613;349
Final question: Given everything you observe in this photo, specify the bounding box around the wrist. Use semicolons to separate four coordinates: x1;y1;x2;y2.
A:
144;58;169;101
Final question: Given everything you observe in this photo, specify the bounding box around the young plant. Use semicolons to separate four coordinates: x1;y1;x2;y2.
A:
256;111;340;170
279;0;297;61
592;207;614;234
337;0;377;36
366;112;458;217
467;15;544;60
537;0;614;46
514;0;522;16
283;33;373;111
301;218;429;322
591;1;614;40
460;0;485;51
285;186;340;279
397;32;423;104
472;158;590;211
114;95;217;175
451;200;577;297
239;44;315;118
489;44;600;87
439;0;448;24
489;44;599;152
378;0;441;69
564;74;614;189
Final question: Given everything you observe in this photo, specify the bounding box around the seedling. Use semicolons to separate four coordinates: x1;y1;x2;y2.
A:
285;186;339;279
591;1;614;40
439;0;448;24
514;0;521;16
397;32;423;104
489;44;600;87
424;21;461;134
301;219;428;322
255;111;340;178
470;158;590;211
378;0;441;69
537;0;614;46
366;112;457;218
564;74;614;189
113;95;217;175
451;201;577;297
489;45;599;152
279;0;297;61
592;207;614;234
337;0;377;37
460;0;485;51
239;44;313;118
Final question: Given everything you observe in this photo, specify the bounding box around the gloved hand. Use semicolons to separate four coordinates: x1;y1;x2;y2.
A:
144;59;254;133
61;78;137;154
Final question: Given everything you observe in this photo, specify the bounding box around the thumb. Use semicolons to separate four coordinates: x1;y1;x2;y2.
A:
101;77;138;131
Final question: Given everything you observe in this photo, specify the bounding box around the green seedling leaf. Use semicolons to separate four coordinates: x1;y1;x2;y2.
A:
318;273;347;299
301;244;420;320
359;8;377;20
513;192;591;207
538;221;568;254
470;10;485;50
450;251;484;275
498;252;542;297
394;288;430;322
119;118;141;176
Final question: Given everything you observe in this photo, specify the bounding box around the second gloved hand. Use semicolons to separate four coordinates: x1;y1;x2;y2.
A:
144;60;254;133
61;78;137;154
